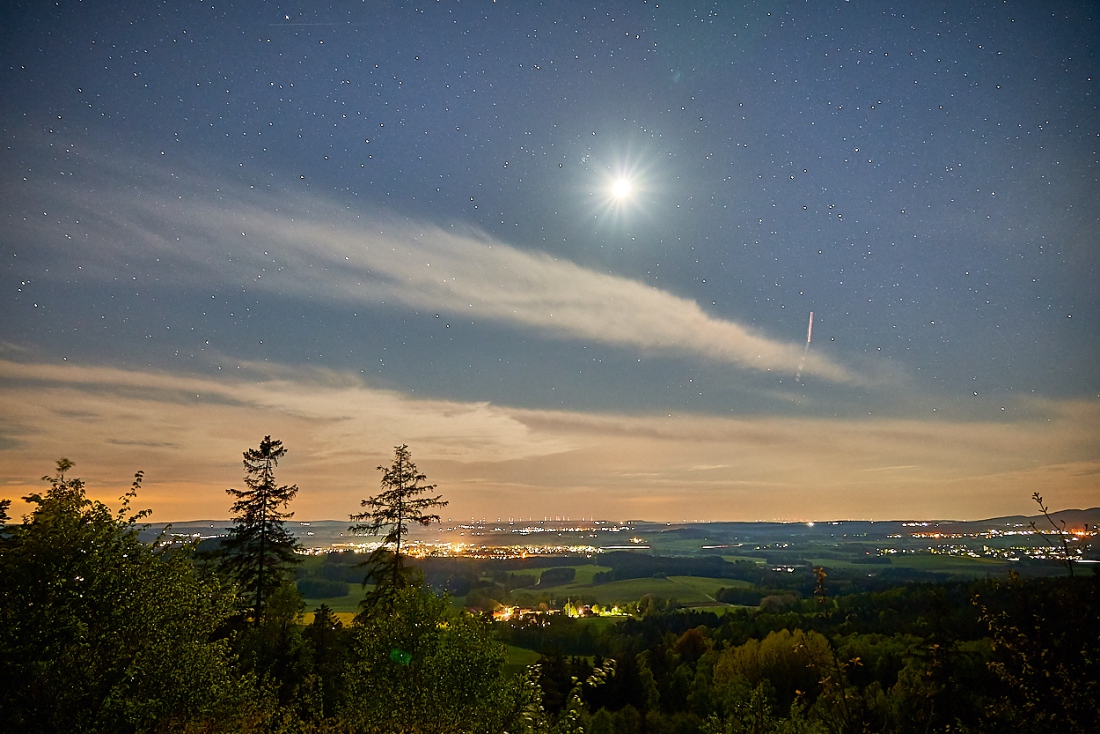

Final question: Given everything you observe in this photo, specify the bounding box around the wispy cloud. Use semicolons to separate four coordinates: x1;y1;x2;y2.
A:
0;358;574;519
0;358;571;463
1;360;1096;521
19;162;857;383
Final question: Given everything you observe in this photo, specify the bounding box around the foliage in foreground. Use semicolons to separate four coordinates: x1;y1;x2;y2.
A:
2;457;1098;734
498;570;1100;733
0;459;534;734
341;585;520;733
0;461;260;733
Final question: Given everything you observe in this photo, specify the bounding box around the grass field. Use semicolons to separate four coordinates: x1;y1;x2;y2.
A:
301;610;358;626
301;592;362;615
300;570;757;611
720;555;768;565
887;554;1011;574
502;644;542;674
810;553;1012;576
536;564;611;585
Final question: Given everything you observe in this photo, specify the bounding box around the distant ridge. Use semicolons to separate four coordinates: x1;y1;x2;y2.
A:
146;509;1100;526
976;507;1100;529
145;509;1100;532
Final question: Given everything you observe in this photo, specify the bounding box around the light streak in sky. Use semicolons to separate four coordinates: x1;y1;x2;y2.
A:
795;311;814;384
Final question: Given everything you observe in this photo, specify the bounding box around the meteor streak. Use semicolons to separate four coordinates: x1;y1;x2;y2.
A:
795;311;815;384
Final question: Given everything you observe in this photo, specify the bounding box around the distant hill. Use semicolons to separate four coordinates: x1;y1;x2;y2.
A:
978;507;1100;530
138;509;1100;549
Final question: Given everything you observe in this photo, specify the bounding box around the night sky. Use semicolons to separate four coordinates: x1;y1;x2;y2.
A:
2;1;1097;522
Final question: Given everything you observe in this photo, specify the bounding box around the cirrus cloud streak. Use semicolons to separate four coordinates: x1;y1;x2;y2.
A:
20;164;857;383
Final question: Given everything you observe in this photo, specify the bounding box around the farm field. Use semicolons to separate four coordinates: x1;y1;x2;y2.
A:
301;609;357;626
502;644;542;674
550;563;611;584
300;592;362;616
885;554;1013;574
719;554;767;564
808;554;1013;576
300;572;750;616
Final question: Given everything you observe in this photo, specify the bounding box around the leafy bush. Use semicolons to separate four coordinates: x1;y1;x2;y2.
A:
341;585;523;733
0;462;258;733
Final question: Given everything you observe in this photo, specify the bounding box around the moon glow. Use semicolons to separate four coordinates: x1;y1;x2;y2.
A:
611;177;633;200
586;154;659;227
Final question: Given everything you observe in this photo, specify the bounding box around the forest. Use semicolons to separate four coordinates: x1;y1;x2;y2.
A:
1;445;1097;734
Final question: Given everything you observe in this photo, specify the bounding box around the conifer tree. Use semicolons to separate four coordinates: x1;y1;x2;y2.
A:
221;435;301;622
351;444;447;608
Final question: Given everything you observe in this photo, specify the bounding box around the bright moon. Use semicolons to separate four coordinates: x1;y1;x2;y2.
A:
610;177;633;200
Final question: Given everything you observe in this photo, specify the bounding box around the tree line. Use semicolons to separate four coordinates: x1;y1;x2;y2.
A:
1;438;1097;733
496;569;1099;733
0;439;544;733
